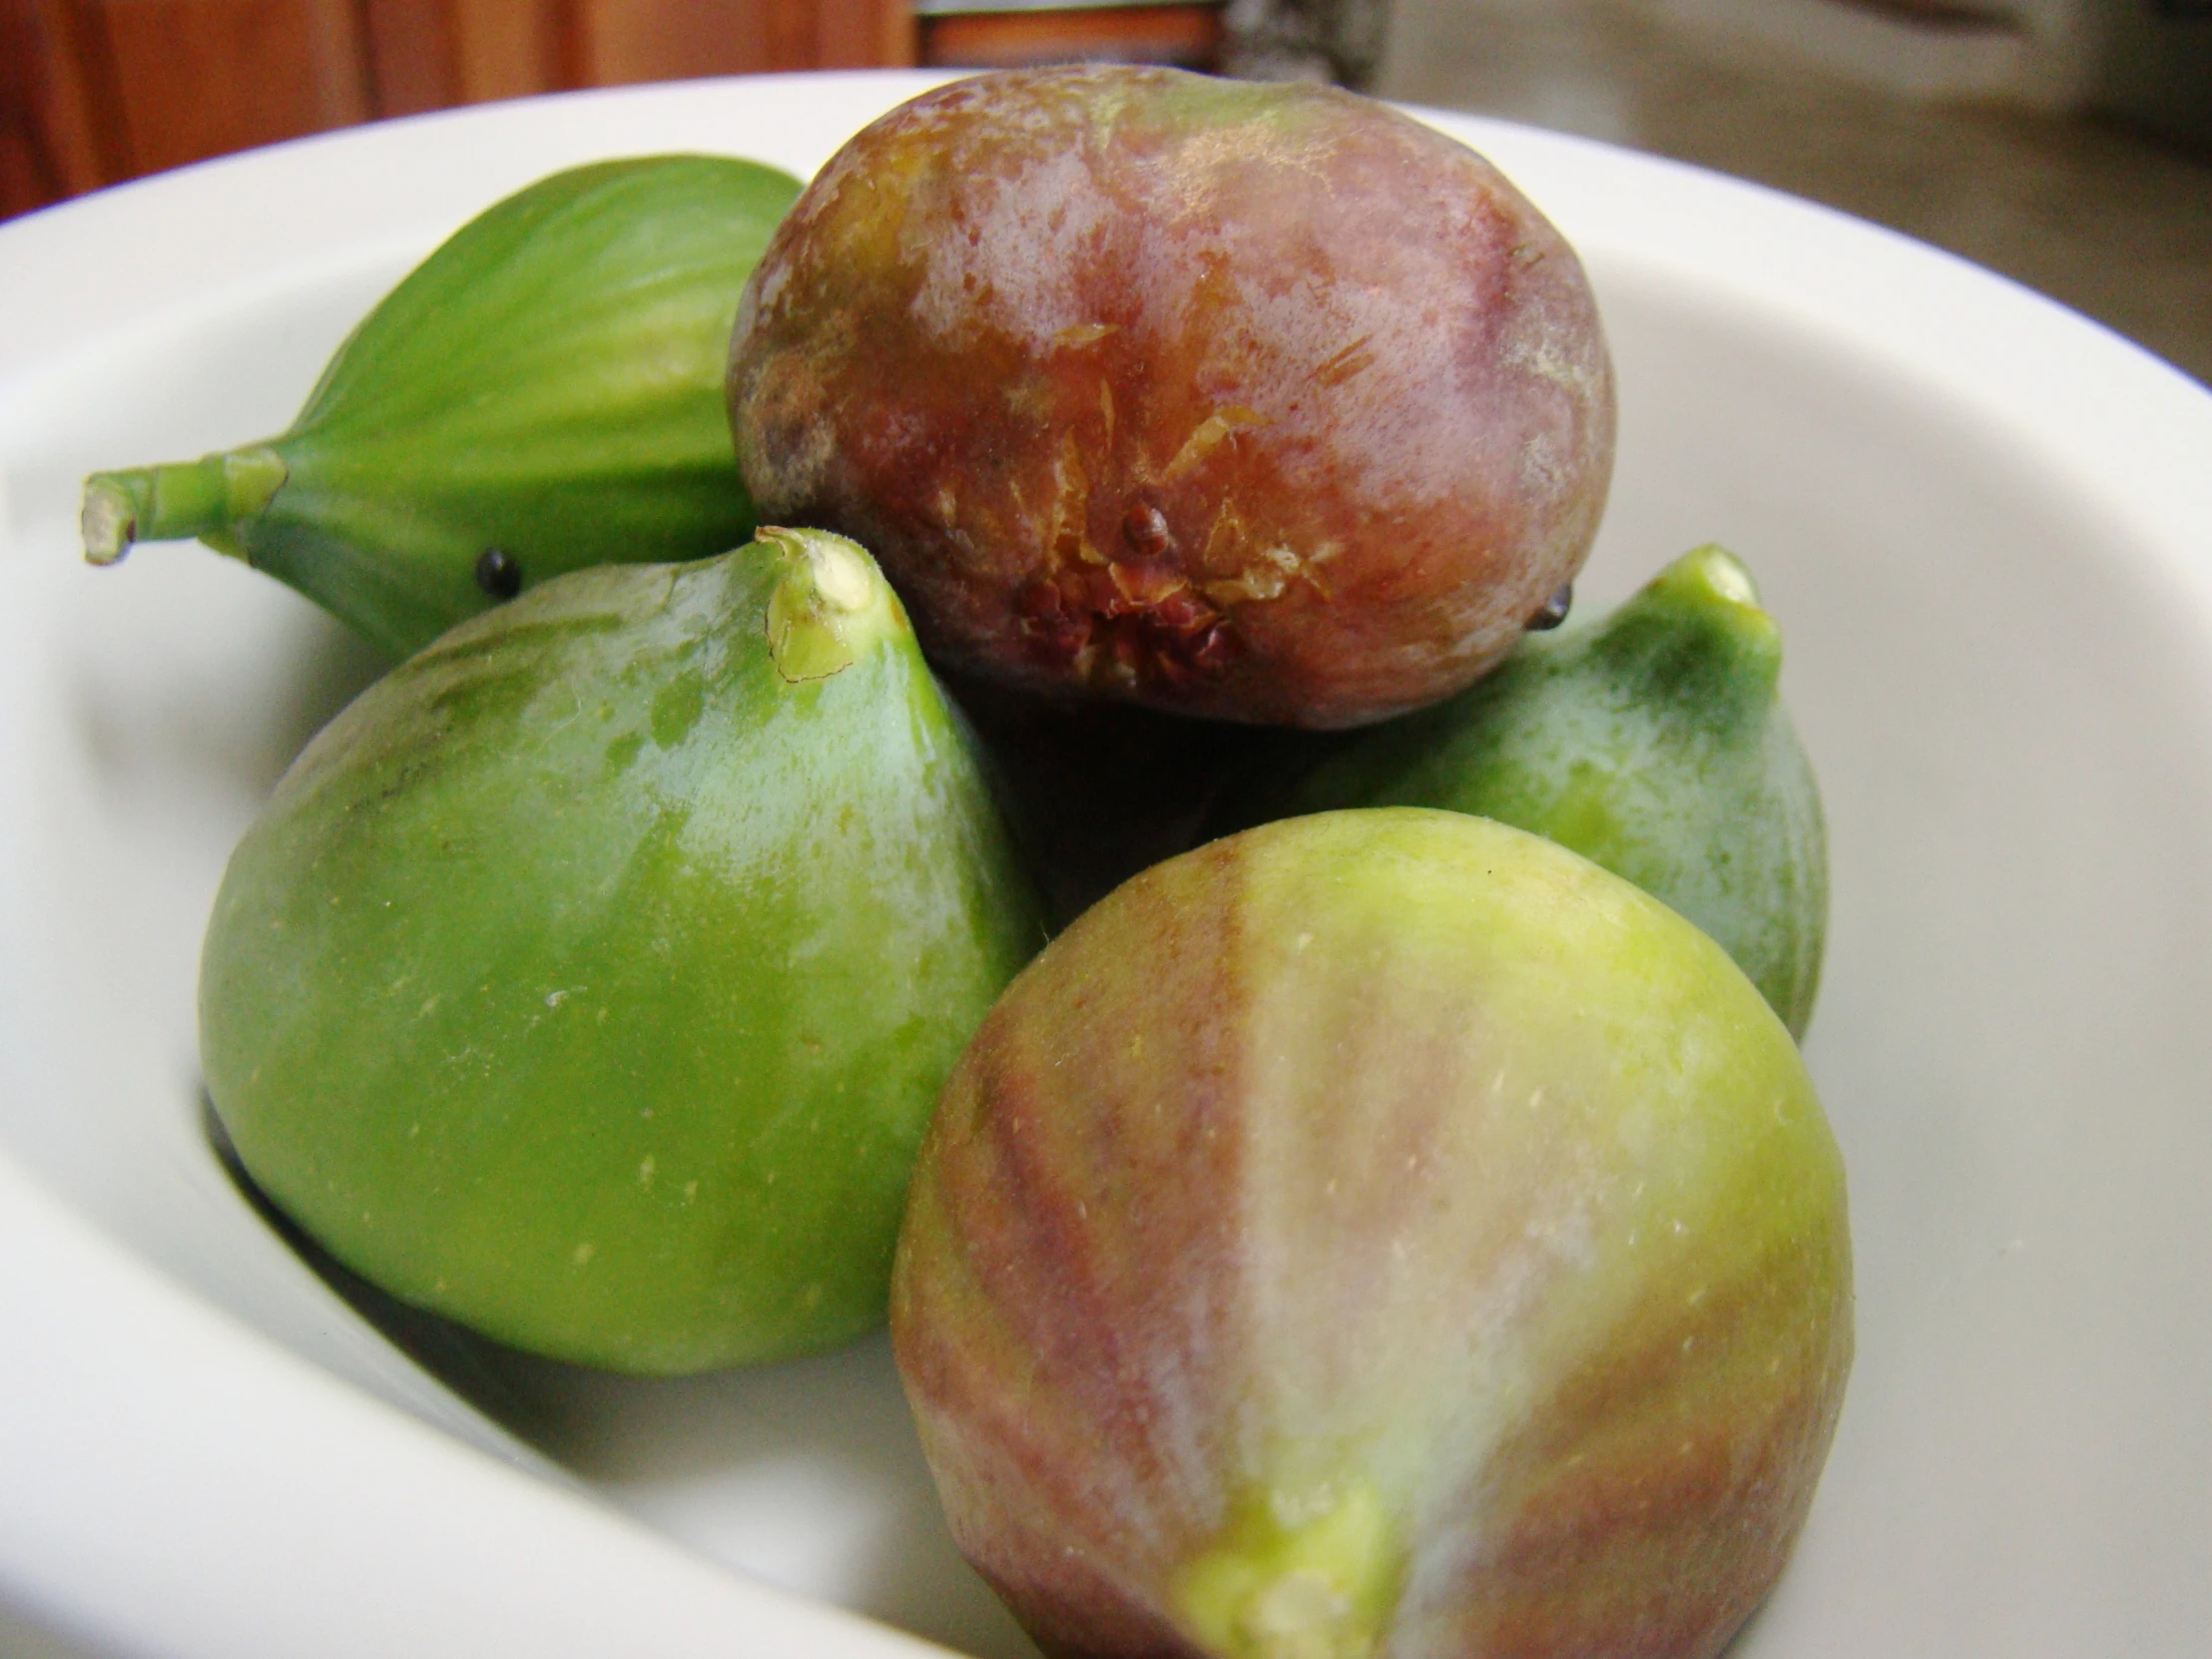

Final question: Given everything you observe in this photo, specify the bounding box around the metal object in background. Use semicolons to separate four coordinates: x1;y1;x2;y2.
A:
910;0;1391;86
1219;0;1391;85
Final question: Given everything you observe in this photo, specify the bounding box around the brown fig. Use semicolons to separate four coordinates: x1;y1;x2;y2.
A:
891;810;1852;1659
729;68;1615;729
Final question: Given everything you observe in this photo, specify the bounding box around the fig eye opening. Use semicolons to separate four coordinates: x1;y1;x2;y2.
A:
1122;502;1174;559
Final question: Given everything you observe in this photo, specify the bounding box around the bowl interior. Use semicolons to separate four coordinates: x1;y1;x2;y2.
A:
2;86;2209;1658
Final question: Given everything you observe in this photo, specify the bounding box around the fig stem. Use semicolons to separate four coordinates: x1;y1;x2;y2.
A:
1666;541;1762;610
761;527;894;684
1589;542;1784;698
81;446;286;566
1173;1477;1398;1659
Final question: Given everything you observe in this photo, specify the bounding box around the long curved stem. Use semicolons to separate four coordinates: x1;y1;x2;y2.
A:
81;445;287;566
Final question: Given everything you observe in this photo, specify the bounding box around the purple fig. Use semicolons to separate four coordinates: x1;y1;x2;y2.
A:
891;809;1852;1659
729;67;1615;729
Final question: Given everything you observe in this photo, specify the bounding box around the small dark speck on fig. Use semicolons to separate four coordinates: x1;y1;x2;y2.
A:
1528;584;1573;630
476;547;524;599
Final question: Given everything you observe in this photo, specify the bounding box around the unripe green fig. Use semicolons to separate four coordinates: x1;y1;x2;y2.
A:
84;154;802;660
730;66;1614;729
201;528;1044;1373
1225;546;1826;1036
892;810;1853;1659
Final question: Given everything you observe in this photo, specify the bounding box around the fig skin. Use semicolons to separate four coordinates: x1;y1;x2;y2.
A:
1219;545;1829;1036
86;155;802;659
891;810;1852;1659
200;529;1044;1374
729;67;1615;729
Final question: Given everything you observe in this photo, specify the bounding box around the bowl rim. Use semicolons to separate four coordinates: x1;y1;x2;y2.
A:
3;66;2210;1659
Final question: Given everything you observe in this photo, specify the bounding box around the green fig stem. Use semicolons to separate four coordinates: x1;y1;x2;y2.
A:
81;445;287;566
762;527;896;683
1592;542;1783;698
1173;1477;1400;1659
1657;542;1762;612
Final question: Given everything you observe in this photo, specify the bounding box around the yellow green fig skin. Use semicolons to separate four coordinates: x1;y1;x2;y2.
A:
891;810;1852;1659
201;530;1044;1373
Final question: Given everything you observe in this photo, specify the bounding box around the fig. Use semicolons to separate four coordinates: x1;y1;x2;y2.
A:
892;810;1853;1659
84;154;802;660
200;528;1043;1373
1225;545;1827;1035
729;67;1615;729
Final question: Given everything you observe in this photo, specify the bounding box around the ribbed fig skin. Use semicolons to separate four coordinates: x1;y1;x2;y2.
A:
730;69;1615;728
92;156;802;658
890;811;1851;1658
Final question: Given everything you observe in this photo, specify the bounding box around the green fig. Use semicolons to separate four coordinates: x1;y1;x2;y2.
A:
892;809;1853;1659
200;528;1045;1374
83;154;802;659
1229;546;1826;1036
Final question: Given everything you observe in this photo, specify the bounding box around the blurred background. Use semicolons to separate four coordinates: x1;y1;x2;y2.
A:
2;0;2207;381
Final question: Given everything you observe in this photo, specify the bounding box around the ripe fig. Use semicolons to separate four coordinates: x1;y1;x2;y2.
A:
892;810;1852;1659
200;528;1043;1373
84;154;802;659
730;67;1615;729
1225;545;1827;1035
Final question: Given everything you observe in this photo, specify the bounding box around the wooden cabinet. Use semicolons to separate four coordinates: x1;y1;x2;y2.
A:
0;0;916;220
913;2;1222;73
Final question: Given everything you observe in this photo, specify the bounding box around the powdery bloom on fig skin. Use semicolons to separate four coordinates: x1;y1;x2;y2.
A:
909;148;1114;350
728;68;1617;730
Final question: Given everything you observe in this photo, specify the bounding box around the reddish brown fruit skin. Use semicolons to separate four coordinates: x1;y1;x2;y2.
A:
729;67;1616;728
891;813;1851;1659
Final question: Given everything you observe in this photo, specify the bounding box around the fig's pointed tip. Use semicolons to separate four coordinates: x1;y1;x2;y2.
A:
1631;542;1788;697
1676;542;1763;611
761;527;899;684
80;476;137;567
1173;1475;1398;1659
759;525;877;614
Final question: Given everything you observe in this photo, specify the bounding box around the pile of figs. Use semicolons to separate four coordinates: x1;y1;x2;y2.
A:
91;66;1850;1659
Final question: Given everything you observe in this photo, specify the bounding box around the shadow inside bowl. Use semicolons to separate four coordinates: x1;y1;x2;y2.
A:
198;1091;1042;1659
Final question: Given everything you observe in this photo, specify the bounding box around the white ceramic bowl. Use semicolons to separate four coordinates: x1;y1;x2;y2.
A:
3;70;2210;1659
